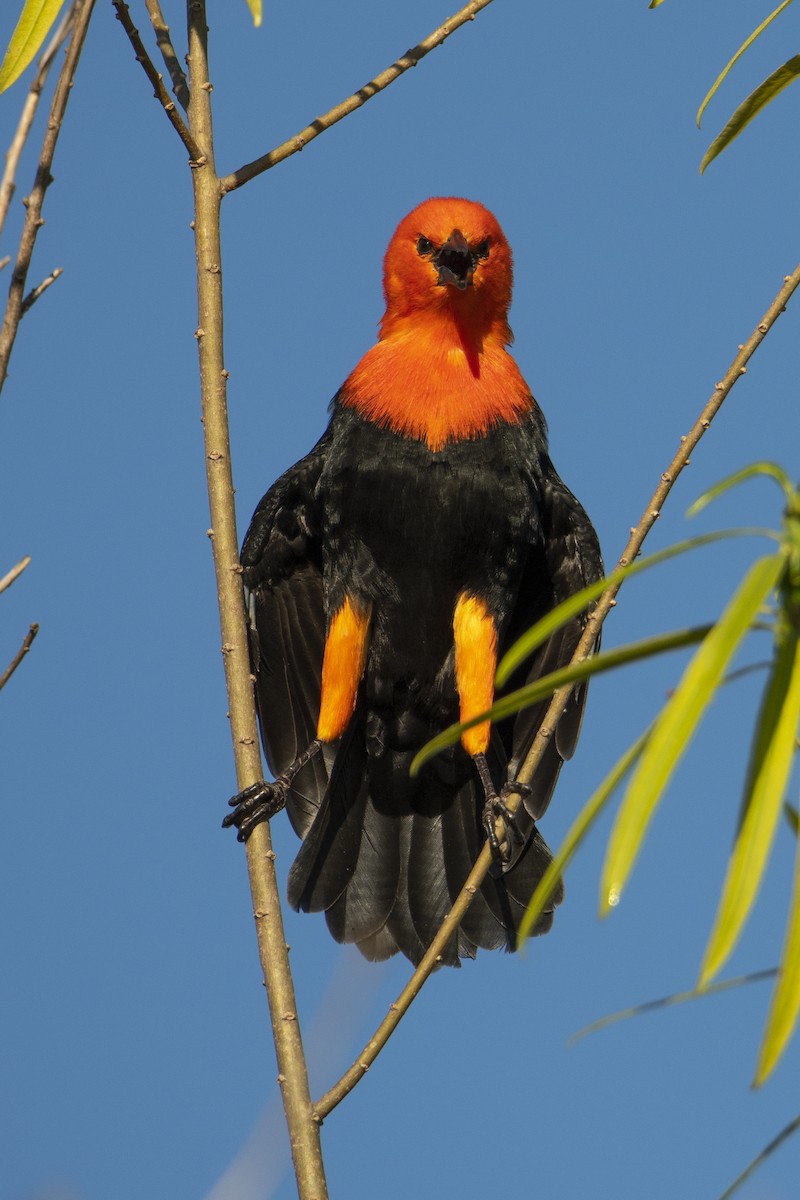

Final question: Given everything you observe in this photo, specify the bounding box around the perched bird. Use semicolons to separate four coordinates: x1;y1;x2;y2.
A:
225;197;602;966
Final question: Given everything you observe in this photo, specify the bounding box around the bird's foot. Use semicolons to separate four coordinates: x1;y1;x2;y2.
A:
223;779;287;842
481;780;531;862
223;739;323;842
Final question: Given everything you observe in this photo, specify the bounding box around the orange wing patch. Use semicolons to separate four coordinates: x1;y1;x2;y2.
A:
453;593;498;757
317;596;372;743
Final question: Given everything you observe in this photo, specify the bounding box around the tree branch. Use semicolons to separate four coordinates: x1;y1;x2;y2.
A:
219;0;495;195
0;0;95;398
21;266;63;315
145;0;190;112
0;4;75;239
314;262;800;1121
185;3;328;1194
0;623;39;692
0;555;31;595
112;0;202;162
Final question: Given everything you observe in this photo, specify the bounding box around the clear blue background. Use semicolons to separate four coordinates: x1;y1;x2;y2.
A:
2;2;799;1198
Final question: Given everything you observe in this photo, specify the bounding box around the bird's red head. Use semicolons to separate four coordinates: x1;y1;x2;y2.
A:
342;197;531;449
380;197;513;340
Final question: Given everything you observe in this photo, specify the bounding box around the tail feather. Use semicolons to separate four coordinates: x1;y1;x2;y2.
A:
287;715;563;965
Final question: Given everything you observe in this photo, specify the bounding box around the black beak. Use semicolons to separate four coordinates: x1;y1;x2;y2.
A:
435;229;474;291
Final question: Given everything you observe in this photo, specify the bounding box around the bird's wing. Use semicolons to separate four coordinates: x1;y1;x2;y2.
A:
505;455;603;818
241;430;332;837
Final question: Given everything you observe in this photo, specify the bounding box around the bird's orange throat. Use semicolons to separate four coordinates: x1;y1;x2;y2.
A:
340;316;533;452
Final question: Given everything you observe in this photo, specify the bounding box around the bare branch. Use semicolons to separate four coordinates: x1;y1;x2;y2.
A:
21;266;63;315
144;0;190;113
112;0;202;162
219;0;496;195
0;623;39;692
185;4;328;1194
0;0;95;398
314;261;800;1121
0;556;31;595
0;3;76;240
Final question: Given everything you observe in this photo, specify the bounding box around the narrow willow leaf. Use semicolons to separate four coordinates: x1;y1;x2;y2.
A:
701;624;800;986
244;0;262;27
696;0;795;127
786;802;800;836
0;0;64;93
648;0;667;9
570;969;776;1046
411;624;714;774
496;527;775;687
701;55;800;174
717;1114;800;1200
753;637;800;1085
516;725;651;944
688;461;794;517
601;554;785;913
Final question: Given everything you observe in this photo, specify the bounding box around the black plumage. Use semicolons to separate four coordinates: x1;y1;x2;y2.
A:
238;399;602;966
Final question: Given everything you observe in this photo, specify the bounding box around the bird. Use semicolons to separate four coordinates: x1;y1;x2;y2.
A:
224;197;602;967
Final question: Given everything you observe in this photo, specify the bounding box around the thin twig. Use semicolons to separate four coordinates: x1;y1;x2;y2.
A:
112;0;202;162
21;266;63;315
0;556;31;595
0;4;76;239
0;0;95;398
314;263;800;1121
185;5;328;1196
144;0;190;112
219;0;495;195
0;623;39;692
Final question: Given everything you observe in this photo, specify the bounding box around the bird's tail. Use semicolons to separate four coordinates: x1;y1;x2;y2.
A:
286;717;562;966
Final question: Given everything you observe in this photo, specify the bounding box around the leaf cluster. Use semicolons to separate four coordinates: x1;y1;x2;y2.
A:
420;465;800;1086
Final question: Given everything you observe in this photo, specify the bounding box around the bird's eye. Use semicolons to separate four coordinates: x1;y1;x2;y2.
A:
416;236;434;257
473;238;490;260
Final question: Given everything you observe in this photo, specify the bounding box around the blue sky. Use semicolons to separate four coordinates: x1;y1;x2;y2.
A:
2;2;799;1198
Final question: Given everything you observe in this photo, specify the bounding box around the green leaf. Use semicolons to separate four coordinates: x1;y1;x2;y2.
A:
496;528;776;688
600;554;785;913
0;0;65;94
570;969;776;1046
696;0;795;128
701;55;800;174
649;0;667;9
753;635;800;1084
244;0;262;28
688;462;795;516
411;624;715;775
701;622;800;988
516;725;652;944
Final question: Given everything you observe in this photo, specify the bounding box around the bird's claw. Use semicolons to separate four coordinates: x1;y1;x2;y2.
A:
482;782;529;862
222;779;287;842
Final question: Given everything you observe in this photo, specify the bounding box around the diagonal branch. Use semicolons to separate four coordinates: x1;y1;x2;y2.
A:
112;0;202;162
0;0;95;397
21;265;63;315
0;623;39;692
0;4;75;239
0;556;31;595
219;0;496;195
144;0;190;112
314;262;800;1121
